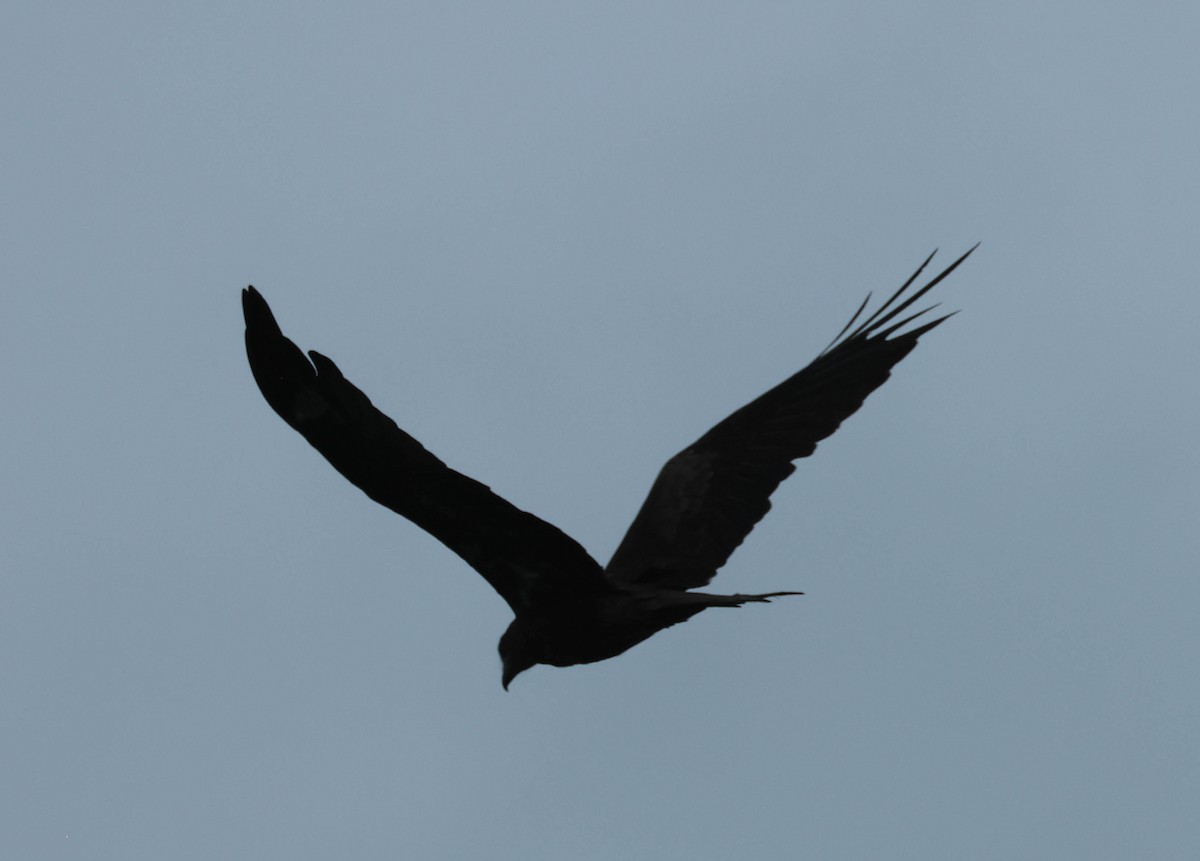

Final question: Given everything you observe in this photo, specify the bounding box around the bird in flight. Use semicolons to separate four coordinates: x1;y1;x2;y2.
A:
243;246;974;688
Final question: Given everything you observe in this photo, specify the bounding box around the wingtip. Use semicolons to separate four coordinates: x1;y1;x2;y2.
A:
242;284;265;314
242;285;286;335
954;242;981;265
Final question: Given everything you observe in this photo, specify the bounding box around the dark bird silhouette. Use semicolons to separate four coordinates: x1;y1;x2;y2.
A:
242;246;974;688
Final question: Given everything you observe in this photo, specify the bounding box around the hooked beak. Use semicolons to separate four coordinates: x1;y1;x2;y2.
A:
501;660;529;691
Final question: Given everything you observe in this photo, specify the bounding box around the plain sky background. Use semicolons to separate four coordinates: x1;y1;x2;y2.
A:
3;3;1197;859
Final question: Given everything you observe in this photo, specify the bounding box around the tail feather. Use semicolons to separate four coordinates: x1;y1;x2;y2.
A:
694;590;803;607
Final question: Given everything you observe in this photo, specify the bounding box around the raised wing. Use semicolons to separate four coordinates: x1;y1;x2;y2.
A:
242;287;605;613
605;246;976;590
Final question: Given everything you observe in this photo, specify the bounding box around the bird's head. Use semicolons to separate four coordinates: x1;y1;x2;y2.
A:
498;619;537;691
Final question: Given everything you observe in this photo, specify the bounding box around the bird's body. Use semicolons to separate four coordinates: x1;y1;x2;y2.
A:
242;247;974;687
499;585;796;683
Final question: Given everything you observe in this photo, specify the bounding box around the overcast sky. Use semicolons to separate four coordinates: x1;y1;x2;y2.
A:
4;3;1198;859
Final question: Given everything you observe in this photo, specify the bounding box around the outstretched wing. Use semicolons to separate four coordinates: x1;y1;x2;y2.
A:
242;287;605;613
605;246;976;590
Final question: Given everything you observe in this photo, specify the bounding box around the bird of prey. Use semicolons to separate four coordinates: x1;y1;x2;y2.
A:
243;246;974;688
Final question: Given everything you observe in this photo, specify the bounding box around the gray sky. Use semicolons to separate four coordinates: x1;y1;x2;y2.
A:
4;3;1197;859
